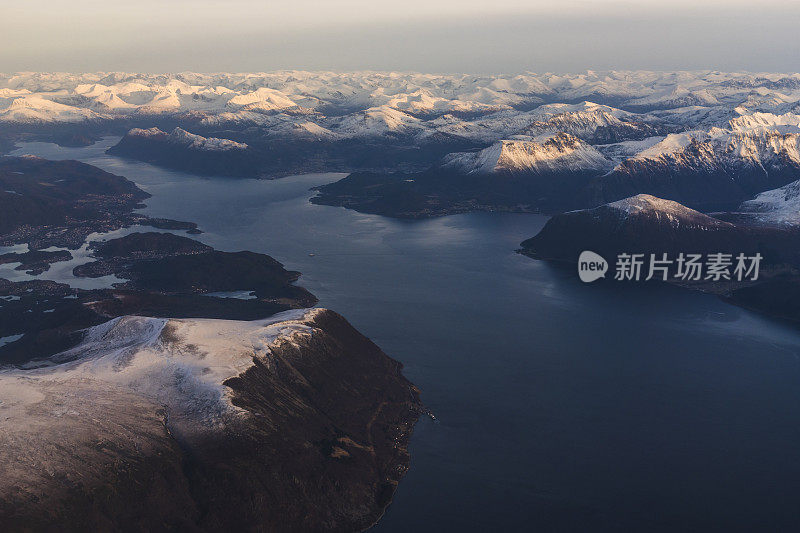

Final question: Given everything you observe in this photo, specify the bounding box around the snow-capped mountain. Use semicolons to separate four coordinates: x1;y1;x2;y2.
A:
519;192;800;326
441;133;612;175
226;87;299;112
0;95;102;123
728;112;800;134
107;127;261;177
7;70;800;218
517;102;669;143
591;126;800;209
603;194;733;228
738;178;800;226
331;105;425;138
519;193;777;266
0;308;422;531
2;70;800;132
17;311;314;437
625;86;721;110
125;127;248;151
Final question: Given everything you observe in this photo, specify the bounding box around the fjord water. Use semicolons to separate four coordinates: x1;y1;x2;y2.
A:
11;139;800;532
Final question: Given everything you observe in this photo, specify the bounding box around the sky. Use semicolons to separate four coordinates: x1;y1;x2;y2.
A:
2;0;800;74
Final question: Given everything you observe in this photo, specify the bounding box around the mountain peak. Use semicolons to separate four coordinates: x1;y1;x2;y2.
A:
441;133;611;175
604;194;734;228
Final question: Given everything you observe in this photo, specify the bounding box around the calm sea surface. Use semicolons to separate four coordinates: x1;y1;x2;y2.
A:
10;139;800;531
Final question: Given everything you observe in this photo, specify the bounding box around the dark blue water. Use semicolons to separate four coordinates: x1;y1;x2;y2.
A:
11;139;800;532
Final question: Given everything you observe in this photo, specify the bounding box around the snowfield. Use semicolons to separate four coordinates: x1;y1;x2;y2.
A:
606;194;734;228
1;309;319;441
739;179;800;226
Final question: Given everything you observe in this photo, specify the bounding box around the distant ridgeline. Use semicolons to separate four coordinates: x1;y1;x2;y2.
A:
3;71;800;215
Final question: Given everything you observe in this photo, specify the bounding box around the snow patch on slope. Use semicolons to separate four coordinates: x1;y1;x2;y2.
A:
605;194;734;228
128;127;248;151
2;309;320;439
739;179;800;226
625;126;800;169
333;105;423;137
227;87;298;112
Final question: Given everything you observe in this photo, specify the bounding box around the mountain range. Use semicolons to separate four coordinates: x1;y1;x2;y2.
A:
6;71;800;213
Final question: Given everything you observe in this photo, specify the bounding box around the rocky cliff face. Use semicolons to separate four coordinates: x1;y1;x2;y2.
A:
0;308;421;532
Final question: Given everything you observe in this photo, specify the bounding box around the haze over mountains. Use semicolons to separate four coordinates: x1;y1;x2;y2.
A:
6;70;800;128
4;1;798;74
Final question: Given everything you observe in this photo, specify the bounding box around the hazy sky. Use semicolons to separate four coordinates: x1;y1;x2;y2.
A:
2;0;800;73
